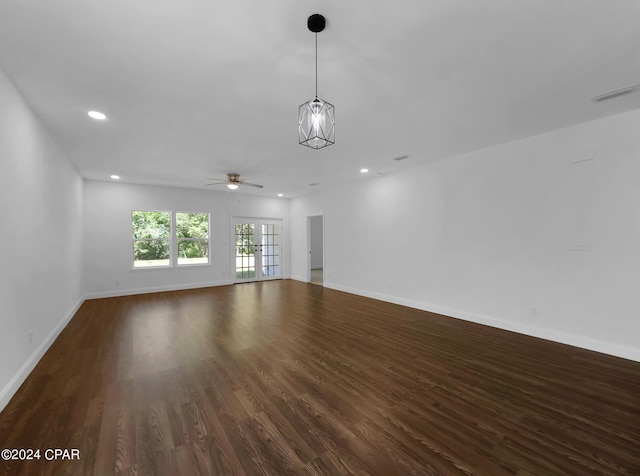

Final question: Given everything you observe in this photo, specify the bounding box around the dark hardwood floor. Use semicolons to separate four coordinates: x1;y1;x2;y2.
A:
1;280;639;475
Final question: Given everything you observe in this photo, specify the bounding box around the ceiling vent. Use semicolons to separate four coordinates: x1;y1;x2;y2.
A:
592;83;638;102
392;155;409;161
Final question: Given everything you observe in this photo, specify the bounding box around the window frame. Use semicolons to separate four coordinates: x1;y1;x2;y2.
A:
175;211;211;267
131;210;211;269
131;209;172;269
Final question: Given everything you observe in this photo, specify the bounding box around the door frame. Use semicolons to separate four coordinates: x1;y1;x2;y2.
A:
231;216;283;283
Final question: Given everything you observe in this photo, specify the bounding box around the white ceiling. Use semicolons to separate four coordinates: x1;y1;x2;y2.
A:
1;0;639;197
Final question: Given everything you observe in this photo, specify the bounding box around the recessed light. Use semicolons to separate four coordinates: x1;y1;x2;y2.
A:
88;110;107;120
110;175;121;180
277;193;284;197
360;168;369;173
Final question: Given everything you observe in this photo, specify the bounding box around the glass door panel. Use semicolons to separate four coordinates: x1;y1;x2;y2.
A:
261;222;281;278
234;222;255;280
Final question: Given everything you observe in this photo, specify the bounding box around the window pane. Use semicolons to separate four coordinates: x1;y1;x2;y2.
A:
176;213;209;266
132;211;170;239
133;240;170;267
176;213;209;239
177;239;209;265
132;210;170;267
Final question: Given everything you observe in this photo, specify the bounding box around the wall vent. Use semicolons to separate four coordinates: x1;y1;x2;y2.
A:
568;148;596;164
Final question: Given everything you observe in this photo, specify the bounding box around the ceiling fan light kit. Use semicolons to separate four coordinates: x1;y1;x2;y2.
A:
298;14;335;150
205;173;263;190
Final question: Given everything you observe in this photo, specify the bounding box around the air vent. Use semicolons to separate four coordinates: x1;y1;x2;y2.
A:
309;183;319;186
592;83;638;102
392;155;409;161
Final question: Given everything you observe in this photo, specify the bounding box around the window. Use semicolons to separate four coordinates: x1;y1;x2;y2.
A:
132;210;171;267
131;210;210;268
176;212;209;265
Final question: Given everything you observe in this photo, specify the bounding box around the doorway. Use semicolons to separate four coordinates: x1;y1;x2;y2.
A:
233;217;282;283
308;214;324;285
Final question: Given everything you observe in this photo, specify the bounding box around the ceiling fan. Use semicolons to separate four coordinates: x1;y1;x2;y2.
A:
205;173;263;190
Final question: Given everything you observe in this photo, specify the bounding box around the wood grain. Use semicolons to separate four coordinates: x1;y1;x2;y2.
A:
1;280;639;475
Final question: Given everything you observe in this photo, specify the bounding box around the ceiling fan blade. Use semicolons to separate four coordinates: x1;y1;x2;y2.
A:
204;177;227;186
241;182;264;189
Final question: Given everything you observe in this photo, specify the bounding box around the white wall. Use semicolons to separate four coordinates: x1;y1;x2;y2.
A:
83;181;289;298
290;109;640;362
0;68;84;410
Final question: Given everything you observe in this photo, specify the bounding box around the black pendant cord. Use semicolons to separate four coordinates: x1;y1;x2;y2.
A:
315;32;318;99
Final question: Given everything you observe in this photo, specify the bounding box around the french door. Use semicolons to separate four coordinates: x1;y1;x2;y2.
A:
233;217;282;282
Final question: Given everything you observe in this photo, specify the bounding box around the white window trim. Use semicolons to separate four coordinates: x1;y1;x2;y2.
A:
131;209;172;269
176;211;211;267
131;210;211;269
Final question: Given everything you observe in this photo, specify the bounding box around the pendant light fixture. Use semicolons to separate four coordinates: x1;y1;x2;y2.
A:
299;14;335;149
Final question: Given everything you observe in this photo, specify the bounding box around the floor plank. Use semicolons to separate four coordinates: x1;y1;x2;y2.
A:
1;280;639;475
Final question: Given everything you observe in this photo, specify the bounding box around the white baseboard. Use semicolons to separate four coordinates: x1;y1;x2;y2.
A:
324;282;640;363
0;297;85;412
83;279;233;300
290;274;309;283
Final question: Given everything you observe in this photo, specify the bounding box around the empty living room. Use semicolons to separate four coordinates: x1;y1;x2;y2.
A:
1;1;639;475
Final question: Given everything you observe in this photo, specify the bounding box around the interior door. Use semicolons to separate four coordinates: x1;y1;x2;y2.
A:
233;218;282;283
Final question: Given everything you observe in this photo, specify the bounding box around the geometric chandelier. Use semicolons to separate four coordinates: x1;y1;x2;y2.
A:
299;14;335;149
